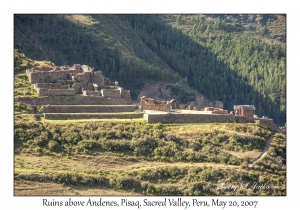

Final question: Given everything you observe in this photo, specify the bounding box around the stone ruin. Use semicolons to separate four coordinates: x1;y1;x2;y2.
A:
140;96;171;112
26;64;131;102
14;63;137;120
140;96;229;114
18;64;277;129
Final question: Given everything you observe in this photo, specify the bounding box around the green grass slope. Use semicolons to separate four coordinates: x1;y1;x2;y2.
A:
14;115;286;196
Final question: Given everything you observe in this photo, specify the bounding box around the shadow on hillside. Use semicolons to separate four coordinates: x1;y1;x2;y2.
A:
117;14;284;125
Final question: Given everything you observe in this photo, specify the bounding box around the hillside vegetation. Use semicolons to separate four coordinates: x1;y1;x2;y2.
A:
14;14;286;125
14;115;285;196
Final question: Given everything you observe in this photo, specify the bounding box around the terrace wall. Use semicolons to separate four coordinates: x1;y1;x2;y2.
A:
101;89;121;98
144;113;236;123
27;69;76;84
37;89;76;97
42;105;135;113
255;118;276;129
44;113;143;120
15;96;129;105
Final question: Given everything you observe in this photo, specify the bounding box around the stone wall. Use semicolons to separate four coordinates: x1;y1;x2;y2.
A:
235;116;255;123
72;83;83;94
34;83;69;89
82;86;95;91
93;71;105;87
15;96;130;105
37;89;76;96
44;113;143;120
56;80;74;85
143;113;263;124
145;113;236;123
42;105;136;113
120;88;131;102
101;89;121;98
27;69;76;84
72;71;93;84
83;90;101;96
212;110;229;114
141;97;170;112
255;118;276;129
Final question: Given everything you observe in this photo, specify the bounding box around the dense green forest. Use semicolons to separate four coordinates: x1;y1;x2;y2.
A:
14;14;286;125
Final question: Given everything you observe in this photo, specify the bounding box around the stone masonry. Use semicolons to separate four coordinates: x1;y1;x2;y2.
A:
24;63;131;103
144;113;236;123
15;96;129;106
140;96;170;112
42;105;135;113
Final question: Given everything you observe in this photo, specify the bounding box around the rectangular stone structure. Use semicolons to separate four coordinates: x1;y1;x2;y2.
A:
42;105;136;113
144;113;236;123
15;96;129;105
44;113;143;120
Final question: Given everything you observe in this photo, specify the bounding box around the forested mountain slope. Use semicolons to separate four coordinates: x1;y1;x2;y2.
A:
14;14;286;125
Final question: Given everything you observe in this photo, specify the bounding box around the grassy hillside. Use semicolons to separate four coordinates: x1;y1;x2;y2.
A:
14;115;285;196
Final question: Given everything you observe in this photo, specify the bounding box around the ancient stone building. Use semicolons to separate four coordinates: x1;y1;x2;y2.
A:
25;63;131;102
233;105;255;117
170;99;177;109
140;96;170;112
74;64;83;73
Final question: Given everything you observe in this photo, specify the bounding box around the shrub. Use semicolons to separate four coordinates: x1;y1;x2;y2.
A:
132;137;158;156
240;161;248;169
189;181;207;195
48;140;60;152
77;139;100;150
247;172;259;181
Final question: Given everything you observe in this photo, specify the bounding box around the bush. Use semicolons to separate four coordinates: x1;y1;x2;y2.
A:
48;140;60;152
247;172;259;181
132;137;158;156
78;140;101;150
240;161;248;169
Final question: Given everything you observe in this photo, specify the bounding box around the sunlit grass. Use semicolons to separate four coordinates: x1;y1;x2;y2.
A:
14;73;38;98
14;115;284;196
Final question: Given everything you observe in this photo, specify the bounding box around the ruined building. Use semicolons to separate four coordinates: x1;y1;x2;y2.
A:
25;64;131;103
233;105;255;117
140;96;171;112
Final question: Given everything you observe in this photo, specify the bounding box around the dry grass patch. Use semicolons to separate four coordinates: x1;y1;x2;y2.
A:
34;61;55;70
223;149;262;160
14;180;141;196
64;15;98;26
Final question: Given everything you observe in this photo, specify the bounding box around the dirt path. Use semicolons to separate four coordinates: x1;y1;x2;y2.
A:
248;135;274;168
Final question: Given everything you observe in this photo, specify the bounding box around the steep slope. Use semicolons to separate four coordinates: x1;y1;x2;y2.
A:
118;14;286;125
14;14;286;125
14;115;286;196
14;14;183;99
